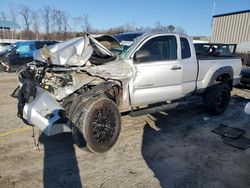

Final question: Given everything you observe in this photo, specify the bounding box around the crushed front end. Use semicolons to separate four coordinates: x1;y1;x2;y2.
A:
13;33;123;136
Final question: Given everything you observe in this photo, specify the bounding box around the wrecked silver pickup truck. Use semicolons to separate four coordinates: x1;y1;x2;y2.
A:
13;32;241;153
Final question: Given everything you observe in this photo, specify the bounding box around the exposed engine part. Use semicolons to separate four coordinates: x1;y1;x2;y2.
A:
18;63;107;102
41;72;73;93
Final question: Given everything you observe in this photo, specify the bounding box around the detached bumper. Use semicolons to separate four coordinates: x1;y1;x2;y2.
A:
21;87;72;136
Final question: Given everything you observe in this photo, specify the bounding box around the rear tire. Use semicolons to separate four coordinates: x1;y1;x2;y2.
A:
204;83;231;115
74;97;121;153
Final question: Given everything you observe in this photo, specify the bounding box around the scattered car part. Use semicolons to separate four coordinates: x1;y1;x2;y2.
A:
223;136;250;150
212;124;250;150
212;124;245;139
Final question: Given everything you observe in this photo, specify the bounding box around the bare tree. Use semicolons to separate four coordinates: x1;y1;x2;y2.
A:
123;21;137;32
174;26;186;34
51;9;63;33
0;11;7;20
48;8;70;40
18;5;32;31
82;14;91;33
8;3;17;22
62;12;70;40
153;21;166;32
0;2;188;41
8;3;18;39
72;16;82;33
51;8;69;40
41;6;51;39
33;11;40;40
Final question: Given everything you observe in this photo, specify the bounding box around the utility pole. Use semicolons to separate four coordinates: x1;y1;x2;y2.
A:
212;0;216;16
211;0;216;28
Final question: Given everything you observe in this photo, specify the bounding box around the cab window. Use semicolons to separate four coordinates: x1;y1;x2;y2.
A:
180;37;191;59
16;44;36;54
16;44;30;54
138;35;177;62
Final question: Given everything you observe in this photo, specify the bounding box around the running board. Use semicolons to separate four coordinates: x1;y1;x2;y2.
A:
129;99;200;117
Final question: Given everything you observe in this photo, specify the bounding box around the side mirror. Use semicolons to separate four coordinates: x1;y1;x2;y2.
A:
134;50;150;62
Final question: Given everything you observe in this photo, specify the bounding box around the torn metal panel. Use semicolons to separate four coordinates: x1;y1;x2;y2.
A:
33;36;93;66
82;60;134;111
85;60;133;79
92;34;121;50
33;34;120;67
88;35;116;57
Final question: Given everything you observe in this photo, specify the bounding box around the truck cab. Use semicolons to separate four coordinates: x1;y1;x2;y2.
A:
124;33;198;107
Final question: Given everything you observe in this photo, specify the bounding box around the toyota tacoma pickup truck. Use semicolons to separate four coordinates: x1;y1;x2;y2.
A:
13;32;241;153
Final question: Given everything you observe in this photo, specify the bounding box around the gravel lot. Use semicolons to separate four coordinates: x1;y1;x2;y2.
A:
0;72;250;188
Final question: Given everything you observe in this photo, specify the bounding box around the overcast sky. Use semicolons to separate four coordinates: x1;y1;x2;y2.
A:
0;0;249;36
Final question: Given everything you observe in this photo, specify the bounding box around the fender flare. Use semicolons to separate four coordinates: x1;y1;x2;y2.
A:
207;66;233;87
88;81;120;101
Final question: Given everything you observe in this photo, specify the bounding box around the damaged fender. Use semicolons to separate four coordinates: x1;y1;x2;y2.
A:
22;87;71;136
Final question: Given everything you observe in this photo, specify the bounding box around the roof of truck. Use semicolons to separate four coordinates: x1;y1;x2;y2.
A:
139;32;189;40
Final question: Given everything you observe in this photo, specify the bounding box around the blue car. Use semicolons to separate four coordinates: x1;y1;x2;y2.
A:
0;40;57;72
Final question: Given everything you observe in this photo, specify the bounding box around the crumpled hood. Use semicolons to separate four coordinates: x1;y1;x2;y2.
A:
85;60;133;80
33;34;117;66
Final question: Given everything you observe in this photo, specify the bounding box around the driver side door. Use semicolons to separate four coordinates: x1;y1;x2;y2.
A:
130;35;183;107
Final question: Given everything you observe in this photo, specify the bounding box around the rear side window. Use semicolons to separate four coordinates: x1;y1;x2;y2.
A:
139;35;177;62
180;37;191;59
16;44;35;54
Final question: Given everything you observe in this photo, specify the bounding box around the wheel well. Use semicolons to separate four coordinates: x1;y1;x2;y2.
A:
63;82;121;116
104;86;120;105
216;73;232;89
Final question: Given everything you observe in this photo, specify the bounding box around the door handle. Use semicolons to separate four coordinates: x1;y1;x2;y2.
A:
171;66;182;70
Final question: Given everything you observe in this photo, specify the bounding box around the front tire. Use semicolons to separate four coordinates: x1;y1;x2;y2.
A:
74;97;121;153
204;83;231;115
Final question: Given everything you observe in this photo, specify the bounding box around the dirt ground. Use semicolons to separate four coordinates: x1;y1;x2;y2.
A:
0;72;250;188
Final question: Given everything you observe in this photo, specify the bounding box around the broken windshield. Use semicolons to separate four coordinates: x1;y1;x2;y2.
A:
117;34;143;59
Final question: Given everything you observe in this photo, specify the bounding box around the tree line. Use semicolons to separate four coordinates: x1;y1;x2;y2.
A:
0;3;185;41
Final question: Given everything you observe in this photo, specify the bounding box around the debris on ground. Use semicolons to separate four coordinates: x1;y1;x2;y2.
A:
212;124;250;150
